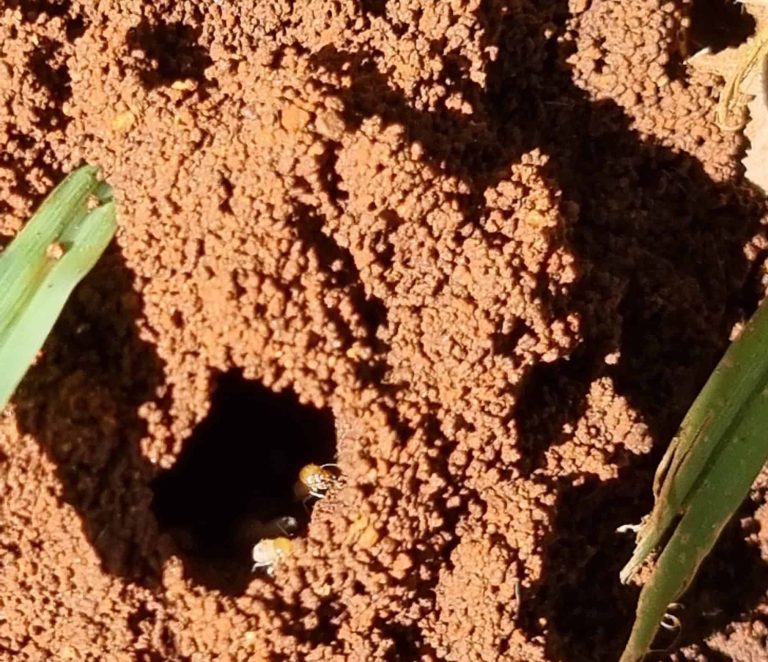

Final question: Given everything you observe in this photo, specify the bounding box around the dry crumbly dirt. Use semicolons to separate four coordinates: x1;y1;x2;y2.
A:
2;0;768;660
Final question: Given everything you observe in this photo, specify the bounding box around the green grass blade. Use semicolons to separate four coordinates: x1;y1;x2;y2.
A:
0;165;99;303
0;166;116;409
620;380;768;661
619;295;768;661
621;299;768;581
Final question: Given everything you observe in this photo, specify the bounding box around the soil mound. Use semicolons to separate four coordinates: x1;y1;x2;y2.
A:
1;1;766;660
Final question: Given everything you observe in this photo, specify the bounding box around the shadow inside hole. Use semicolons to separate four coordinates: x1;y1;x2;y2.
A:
151;370;337;595
688;0;756;53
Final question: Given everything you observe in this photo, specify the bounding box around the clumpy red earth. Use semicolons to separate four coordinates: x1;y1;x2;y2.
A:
2;0;768;660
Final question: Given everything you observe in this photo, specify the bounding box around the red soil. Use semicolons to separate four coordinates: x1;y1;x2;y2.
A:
1;0;767;660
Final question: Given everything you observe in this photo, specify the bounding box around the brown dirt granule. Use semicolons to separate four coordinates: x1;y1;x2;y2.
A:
1;1;767;660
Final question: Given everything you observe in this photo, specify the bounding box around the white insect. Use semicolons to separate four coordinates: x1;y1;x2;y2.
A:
251;536;292;576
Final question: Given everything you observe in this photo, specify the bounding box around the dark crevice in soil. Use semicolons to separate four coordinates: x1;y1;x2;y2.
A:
127;602;156;637
378;619;440;661
360;0;389;19
64;11;87;40
0;126;72;208
218;173;234;214
372;209;399;271
151;370;337;595
6;0;71;20
316;141;349;207
265;592;343;647
492;318;532;357
6;0;87;41
686;645;732;662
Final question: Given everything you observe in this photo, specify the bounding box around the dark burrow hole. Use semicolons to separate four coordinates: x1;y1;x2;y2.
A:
151;369;337;595
688;0;756;53
360;0;388;18
28;37;72;131
126;20;213;89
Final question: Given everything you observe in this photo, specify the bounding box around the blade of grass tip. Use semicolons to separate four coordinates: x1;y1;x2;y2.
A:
621;298;768;582
0;191;116;409
0;166;99;340
620;377;768;662
0;165;98;284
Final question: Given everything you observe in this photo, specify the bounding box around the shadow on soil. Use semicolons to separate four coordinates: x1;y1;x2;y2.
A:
519;472;649;660
522;473;768;661
312;0;766;658
14;246;168;586
668;494;768;658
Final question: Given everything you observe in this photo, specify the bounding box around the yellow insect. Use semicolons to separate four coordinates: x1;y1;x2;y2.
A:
251;536;292;576
294;463;341;504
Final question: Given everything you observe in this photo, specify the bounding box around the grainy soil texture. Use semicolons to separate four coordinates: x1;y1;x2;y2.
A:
2;0;768;660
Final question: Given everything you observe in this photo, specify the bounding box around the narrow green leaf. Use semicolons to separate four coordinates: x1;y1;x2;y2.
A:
620;296;768;661
0;166;117;409
622;298;768;581
0;165;99;305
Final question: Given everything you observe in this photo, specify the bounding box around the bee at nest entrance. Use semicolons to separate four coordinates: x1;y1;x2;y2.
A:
150;369;338;595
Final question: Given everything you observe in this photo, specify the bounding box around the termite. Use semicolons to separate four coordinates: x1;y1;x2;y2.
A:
251;536;292;576
294;463;341;506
